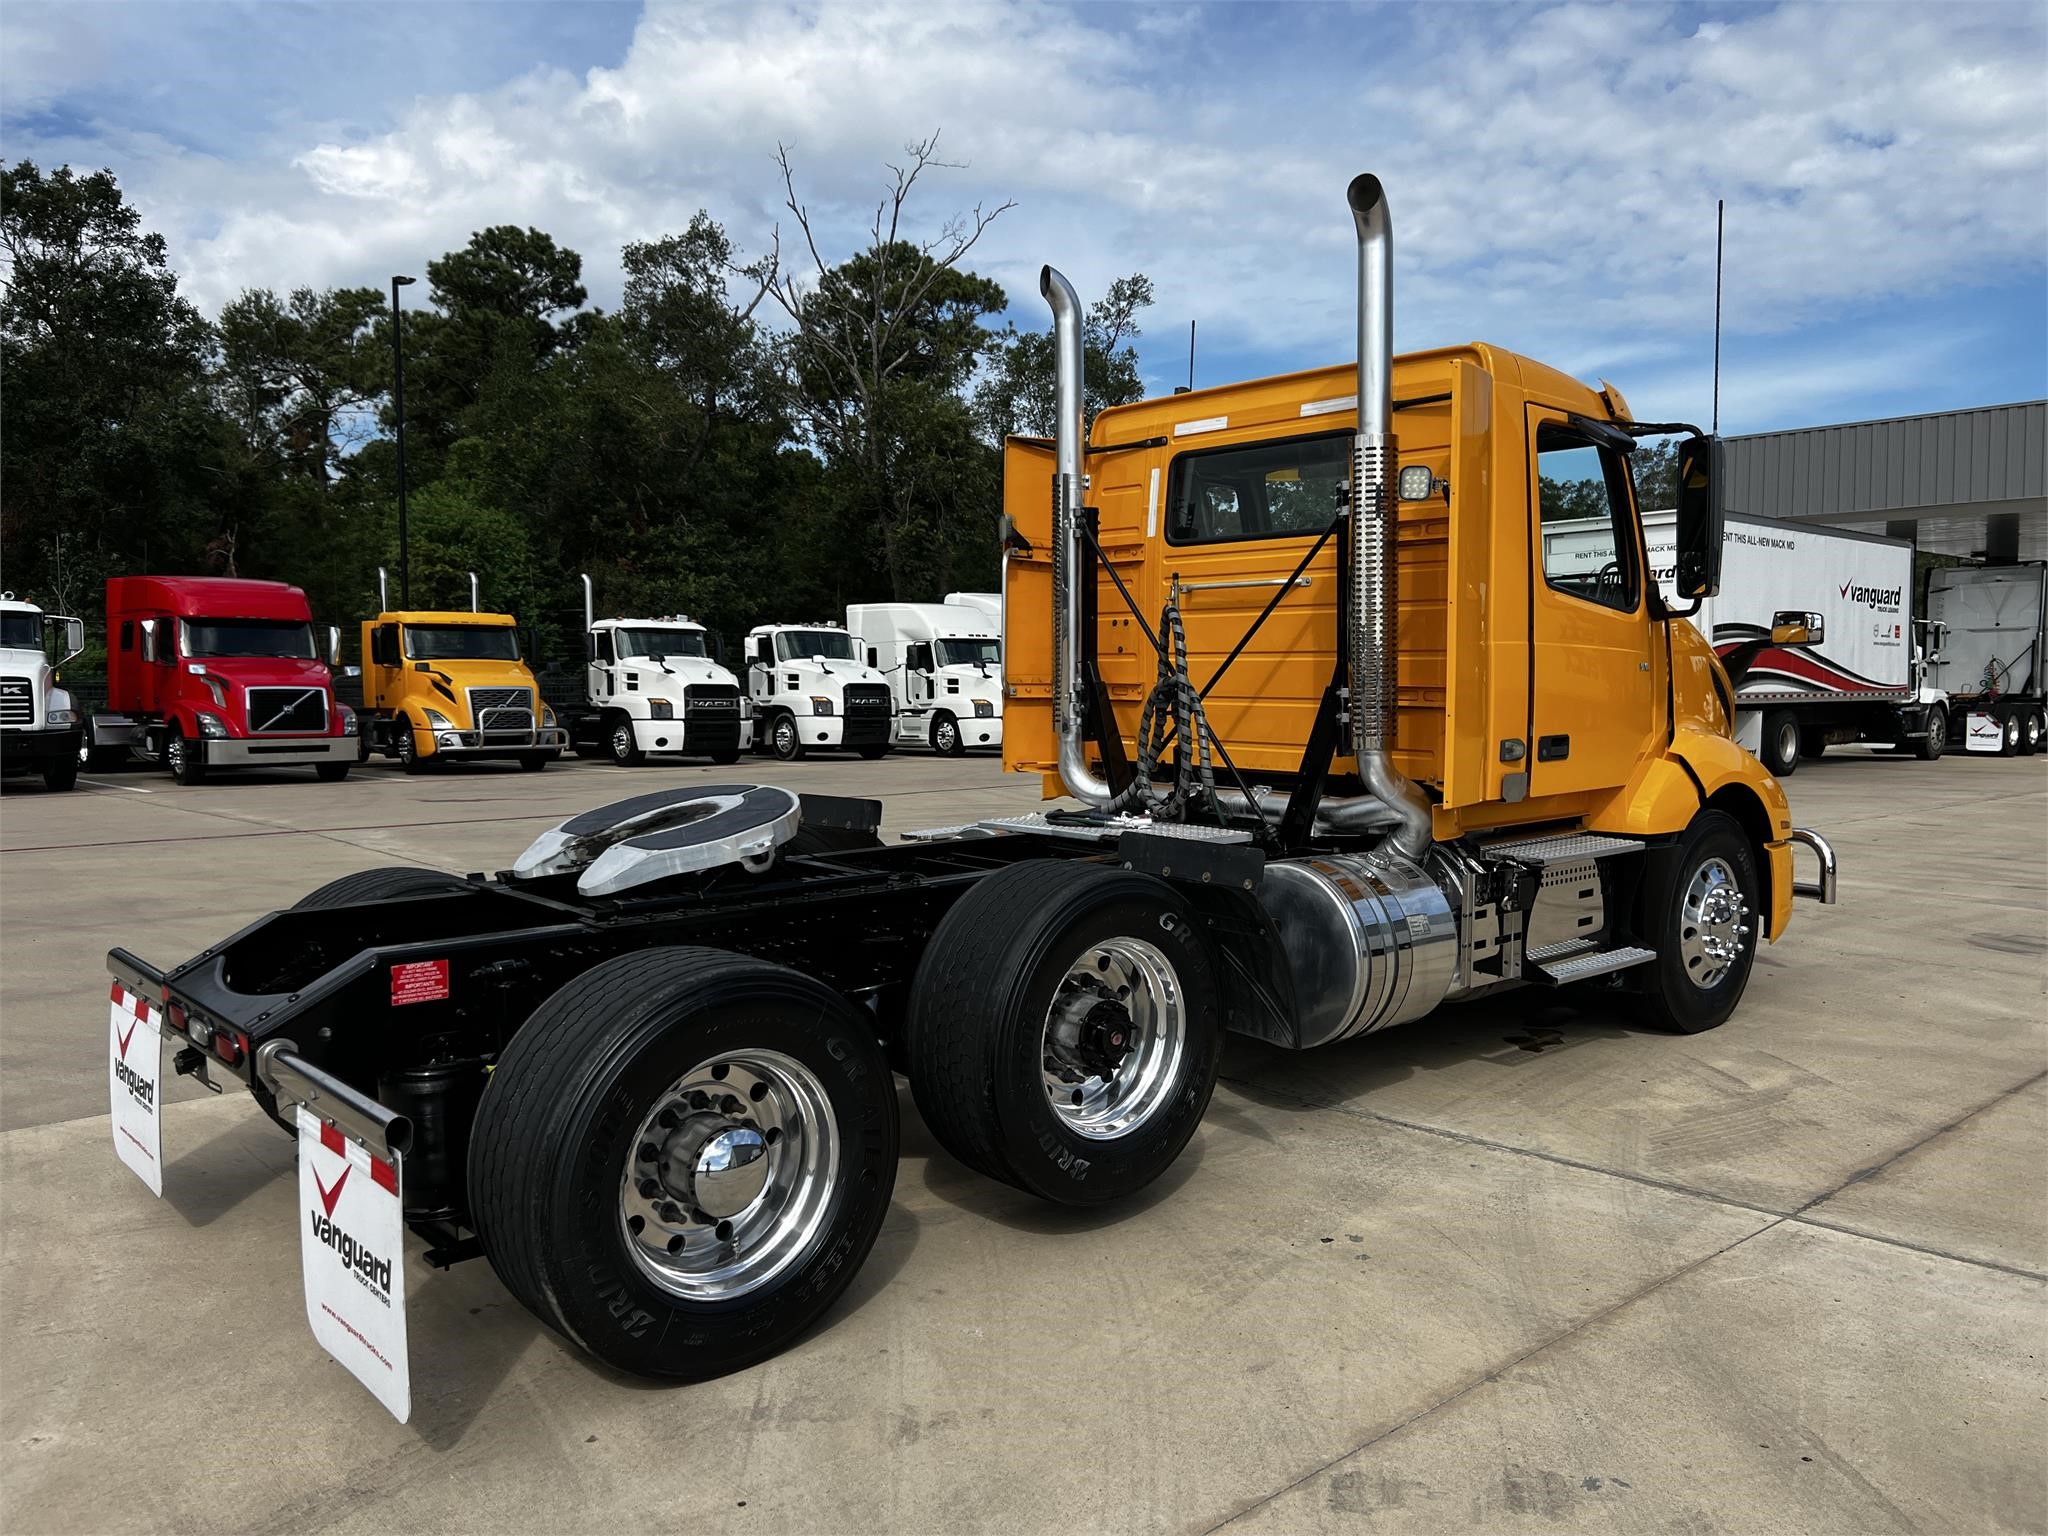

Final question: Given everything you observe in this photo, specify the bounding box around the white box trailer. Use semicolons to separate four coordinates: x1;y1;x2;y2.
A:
1925;562;2047;756
846;602;1004;755
1548;509;1942;775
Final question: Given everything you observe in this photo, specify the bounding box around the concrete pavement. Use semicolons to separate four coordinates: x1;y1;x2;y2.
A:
1;748;2042;1533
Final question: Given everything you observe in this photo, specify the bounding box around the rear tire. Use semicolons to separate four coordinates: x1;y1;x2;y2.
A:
1798;728;1826;761
1631;810;1761;1035
2000;712;2021;757
1759;709;1799;777
2020;711;2042;757
467;947;898;1380
907;861;1222;1205
293;865;469;910
1914;706;1947;761
315;762;350;783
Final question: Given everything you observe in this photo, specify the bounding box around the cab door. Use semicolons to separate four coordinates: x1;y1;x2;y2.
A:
1526;406;1656;796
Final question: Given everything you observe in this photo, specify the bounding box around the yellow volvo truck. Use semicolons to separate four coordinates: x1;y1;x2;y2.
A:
358;578;564;773
102;174;1836;1406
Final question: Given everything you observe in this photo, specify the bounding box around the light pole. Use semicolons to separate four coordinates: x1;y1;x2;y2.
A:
391;274;417;607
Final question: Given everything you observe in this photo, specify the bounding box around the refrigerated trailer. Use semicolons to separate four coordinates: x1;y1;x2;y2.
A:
1925;562;2047;756
1549;510;1943;775
101;171;1838;1421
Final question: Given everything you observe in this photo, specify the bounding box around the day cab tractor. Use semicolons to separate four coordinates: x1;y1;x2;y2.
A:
82;576;357;785
744;621;894;761
0;593;85;791
357;577;565;774
566;574;752;766
103;173;1837;1420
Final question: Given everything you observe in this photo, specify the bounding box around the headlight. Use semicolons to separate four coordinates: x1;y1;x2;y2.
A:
339;705;359;737
973;699;994;718
46;707;77;726
542;704;557;726
648;698;674;720
196;712;228;739
809;696;834;717
424;708;455;730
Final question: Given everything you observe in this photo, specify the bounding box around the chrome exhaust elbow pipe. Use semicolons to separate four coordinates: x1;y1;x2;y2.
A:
1347;174;1433;861
377;566;389;609
1043;264;1114;808
582;572;594;635
469;571;480;613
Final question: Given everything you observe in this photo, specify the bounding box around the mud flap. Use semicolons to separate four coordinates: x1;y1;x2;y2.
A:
108;984;164;1196
297;1107;411;1423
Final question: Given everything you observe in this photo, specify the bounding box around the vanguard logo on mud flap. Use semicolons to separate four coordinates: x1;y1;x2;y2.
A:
113;1056;155;1110
309;1169;394;1300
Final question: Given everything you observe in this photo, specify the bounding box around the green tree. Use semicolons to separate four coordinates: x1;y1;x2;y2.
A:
765;138;1011;598
215;284;385;484
975;272;1155;440
0;161;227;613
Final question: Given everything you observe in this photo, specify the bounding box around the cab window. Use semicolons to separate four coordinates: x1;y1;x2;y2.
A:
1166;431;1349;545
1537;425;1639;612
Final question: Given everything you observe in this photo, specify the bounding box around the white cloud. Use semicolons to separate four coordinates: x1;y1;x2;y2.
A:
9;0;2044;428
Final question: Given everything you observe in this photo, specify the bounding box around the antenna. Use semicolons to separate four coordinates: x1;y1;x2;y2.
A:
1712;198;1724;434
1188;320;1196;392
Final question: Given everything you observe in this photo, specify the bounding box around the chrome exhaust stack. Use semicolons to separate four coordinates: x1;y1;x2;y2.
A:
582;573;594;634
377;566;389;609
1043;265;1114;808
1346;174;1434;862
469;571;480;613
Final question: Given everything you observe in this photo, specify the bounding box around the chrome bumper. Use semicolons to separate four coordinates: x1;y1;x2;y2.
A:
1789;827;1837;904
430;727;568;754
206;735;356;766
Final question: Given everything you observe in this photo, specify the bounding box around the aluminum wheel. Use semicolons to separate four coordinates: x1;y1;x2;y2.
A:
619;1049;840;1302
1041;936;1188;1140
1677;855;1751;991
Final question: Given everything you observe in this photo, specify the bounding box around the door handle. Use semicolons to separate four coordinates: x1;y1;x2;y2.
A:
1179;576;1313;593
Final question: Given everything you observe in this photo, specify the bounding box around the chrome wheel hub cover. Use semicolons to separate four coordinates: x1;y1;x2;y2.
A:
1041;936;1187;1140
619;1049;838;1301
1678;856;1751;990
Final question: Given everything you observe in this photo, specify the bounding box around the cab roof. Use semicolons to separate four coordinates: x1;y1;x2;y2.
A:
106;575;312;621
371;610;518;627
595;616;704;630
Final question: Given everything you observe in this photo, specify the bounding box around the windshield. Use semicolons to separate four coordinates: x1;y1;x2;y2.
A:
937;637;1000;668
181;618;316;659
0;613;40;650
616;628;709;660
775;630;856;663
405;624;521;662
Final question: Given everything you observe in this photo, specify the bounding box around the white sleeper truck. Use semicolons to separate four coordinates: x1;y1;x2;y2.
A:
0;594;85;792
942;591;1001;626
570;576;750;766
1548;509;1944;775
847;601;1004;755
1926;561;2047;756
744;622;893;761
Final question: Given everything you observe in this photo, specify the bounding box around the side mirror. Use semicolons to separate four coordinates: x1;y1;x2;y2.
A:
754;639;773;667
1770;610;1824;646
1673;435;1726;601
138;617;159;663
50;616;84;664
341;665;362;680
584;630;597;663
866;646;878;668
327;625;342;666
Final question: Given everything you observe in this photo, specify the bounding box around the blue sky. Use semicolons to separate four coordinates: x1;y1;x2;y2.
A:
4;1;2043;435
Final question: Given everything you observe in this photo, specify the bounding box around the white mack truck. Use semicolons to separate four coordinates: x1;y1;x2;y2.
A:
0;594;85;792
743;621;893;761
846;600;1004;755
568;575;750;766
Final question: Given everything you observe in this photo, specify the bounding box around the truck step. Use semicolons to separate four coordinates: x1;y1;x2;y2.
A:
1482;832;1645;866
1532;944;1658;984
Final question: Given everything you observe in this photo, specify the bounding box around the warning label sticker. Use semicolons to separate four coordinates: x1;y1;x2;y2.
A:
390;960;449;1006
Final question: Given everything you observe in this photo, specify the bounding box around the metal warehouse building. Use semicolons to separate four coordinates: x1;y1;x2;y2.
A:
1722;399;2048;561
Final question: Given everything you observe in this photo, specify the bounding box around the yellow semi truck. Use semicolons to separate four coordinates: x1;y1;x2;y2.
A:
357;584;564;772
106;172;1836;1409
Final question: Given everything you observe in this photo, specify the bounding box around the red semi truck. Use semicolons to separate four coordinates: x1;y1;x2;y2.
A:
81;576;358;784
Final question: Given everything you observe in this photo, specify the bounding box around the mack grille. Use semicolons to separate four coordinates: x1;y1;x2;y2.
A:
682;686;742;751
844;684;891;745
0;678;29;727
246;686;329;734
468;686;535;736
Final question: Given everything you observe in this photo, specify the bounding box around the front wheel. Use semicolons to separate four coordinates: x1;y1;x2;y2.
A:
769;714;805;762
710;748;742;766
930;712;964;757
165;727;207;786
314;761;350;783
43;752;79;791
467;947;898;1380
396;717;431;774
1914;706;1947;761
608;715;644;767
1759;709;1800;777
907;861;1222;1205
856;744;888;760
1631;810;1761;1035
517;751;555;773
